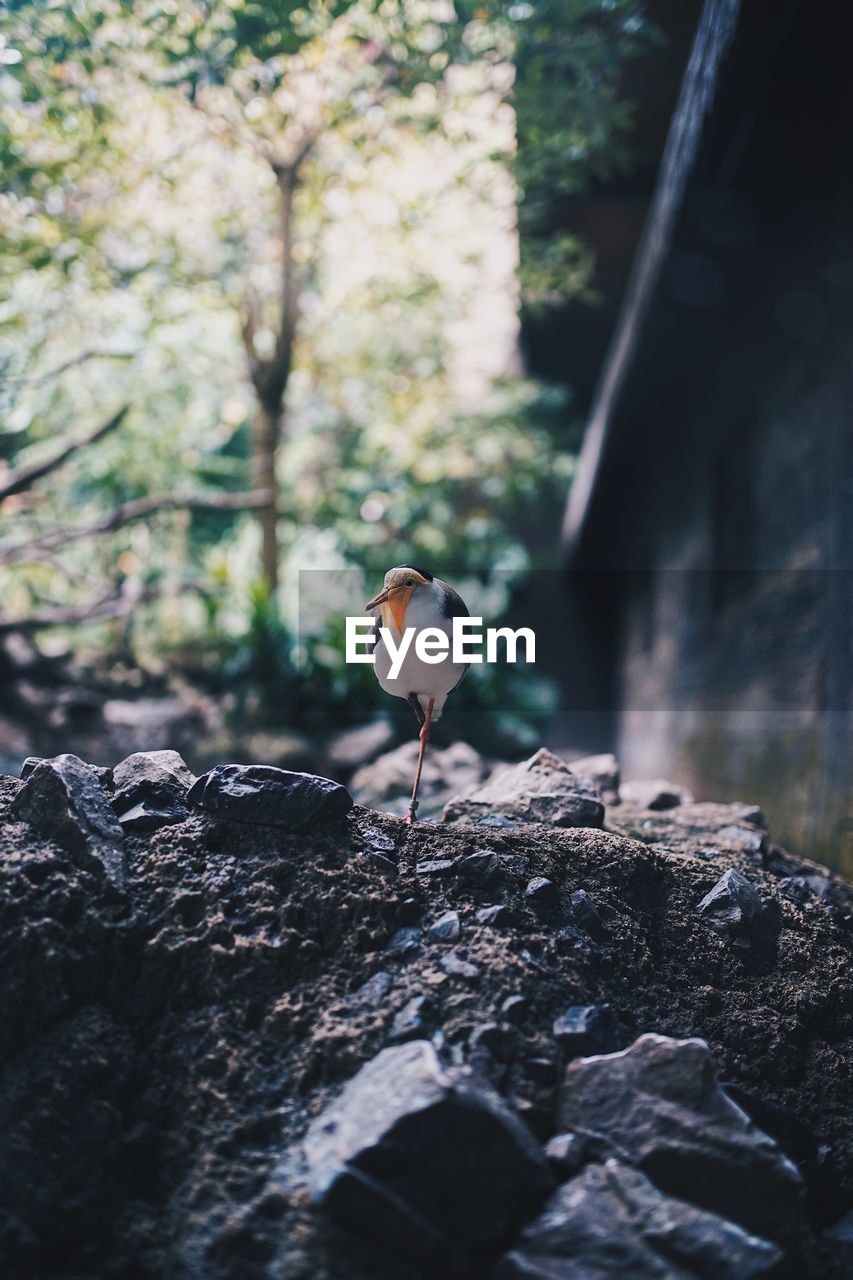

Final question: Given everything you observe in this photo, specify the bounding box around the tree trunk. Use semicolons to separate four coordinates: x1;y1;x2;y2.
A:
251;402;281;593
243;165;299;596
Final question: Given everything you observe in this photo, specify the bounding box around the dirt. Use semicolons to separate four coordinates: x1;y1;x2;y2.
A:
0;771;851;1279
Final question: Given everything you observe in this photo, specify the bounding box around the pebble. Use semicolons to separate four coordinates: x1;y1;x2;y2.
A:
427;911;461;943
440;951;481;982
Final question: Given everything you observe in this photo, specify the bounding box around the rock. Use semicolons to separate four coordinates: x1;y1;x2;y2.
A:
111;750;194;834
458;849;505;890
568;752;620;800
620;778;694;810
351;740;488;819
112;749;195;792
302;1040;553;1270
354;971;394;1007
695;870;782;969
397;898;424;923
523;1057;559;1086
496;1159;781;1280
544;1132;589;1179
416;859;458;878
557;1034;804;1244
443;749;605;829
325;720;395;773
20;756;43;779
469;1022;517;1062
427;911;461;944
569;889;607;941
525;876;560;909
499;995;529;1024
440;952;480;982
389;996;429;1042
552;1005;620;1057
386;927;423;958
821;1209;853;1274
8;754;125;890
187;763;352;830
477;905;516;928
608;799;769;857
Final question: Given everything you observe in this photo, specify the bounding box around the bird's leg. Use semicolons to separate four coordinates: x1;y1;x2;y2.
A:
404;697;434;825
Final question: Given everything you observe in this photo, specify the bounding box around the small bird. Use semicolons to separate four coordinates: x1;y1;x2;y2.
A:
365;565;469;823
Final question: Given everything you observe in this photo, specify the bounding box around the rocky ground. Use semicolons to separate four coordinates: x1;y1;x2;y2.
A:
0;747;851;1279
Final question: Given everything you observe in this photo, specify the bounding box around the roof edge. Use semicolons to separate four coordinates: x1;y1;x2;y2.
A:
561;0;742;563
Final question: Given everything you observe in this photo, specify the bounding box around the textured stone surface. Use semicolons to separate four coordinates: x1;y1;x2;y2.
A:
557;1034;804;1245
302;1040;553;1270
187;762;352;829
696;869;782;970
552;1004;621;1057
443;749;605;829
497;1159;781;1279
111;750;194;834
8;754;125;889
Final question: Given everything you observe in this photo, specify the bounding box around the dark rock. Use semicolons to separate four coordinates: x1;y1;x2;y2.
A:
477;905;516;928
8;754;125;890
499;995;529;1024
525;876;559;909
416;858;458;878
440;952;480;982
187;763;352;830
557;1034;804;1245
544;1132;589;1179
821;1209;853;1274
569;889;607;941
427;911;461;943
389;996;429;1042
443;748;604;829
779;873;833;905
361;830;397;854
354;971;394;1007
398;897;424;923
111;755;191;832
496;1159;781;1279
552;1004;620;1057
469;1022;518;1062
302;1039;553;1271
458;850;504;890
696;869;782;969
620;778;693;810
20;756;43;779
386;927;422;958
523;1057;559;1086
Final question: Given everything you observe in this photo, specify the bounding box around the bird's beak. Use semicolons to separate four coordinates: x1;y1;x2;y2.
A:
365;586;392;611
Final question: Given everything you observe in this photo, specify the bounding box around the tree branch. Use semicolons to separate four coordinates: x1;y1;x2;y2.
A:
0;488;275;564
0;406;130;503
4;349;136;387
0;582;201;634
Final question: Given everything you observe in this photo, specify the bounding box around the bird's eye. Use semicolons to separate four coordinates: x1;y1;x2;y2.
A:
406;578;414;586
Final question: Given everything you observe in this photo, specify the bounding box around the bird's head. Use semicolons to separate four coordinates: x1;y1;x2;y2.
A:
365;565;432;622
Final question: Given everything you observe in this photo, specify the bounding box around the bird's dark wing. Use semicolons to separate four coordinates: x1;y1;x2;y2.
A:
436;579;470;691
367;607;381;656
437;581;469;621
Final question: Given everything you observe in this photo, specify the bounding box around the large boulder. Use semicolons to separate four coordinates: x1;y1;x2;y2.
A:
443;748;604;829
496;1159;781;1279
187;763;352;830
8;754;125;890
557;1034;803;1245
302;1039;553;1272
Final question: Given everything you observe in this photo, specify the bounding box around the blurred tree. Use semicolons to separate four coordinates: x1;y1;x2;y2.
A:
0;1;651;742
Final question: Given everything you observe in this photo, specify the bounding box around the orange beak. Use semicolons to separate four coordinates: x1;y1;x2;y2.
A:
365;586;392;611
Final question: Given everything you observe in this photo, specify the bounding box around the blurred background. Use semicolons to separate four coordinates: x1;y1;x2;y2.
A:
1;1;849;872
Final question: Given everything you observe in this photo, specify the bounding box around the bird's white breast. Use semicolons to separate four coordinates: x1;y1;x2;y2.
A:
372;581;466;719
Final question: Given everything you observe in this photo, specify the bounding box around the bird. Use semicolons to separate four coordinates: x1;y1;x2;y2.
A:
365;565;469;823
